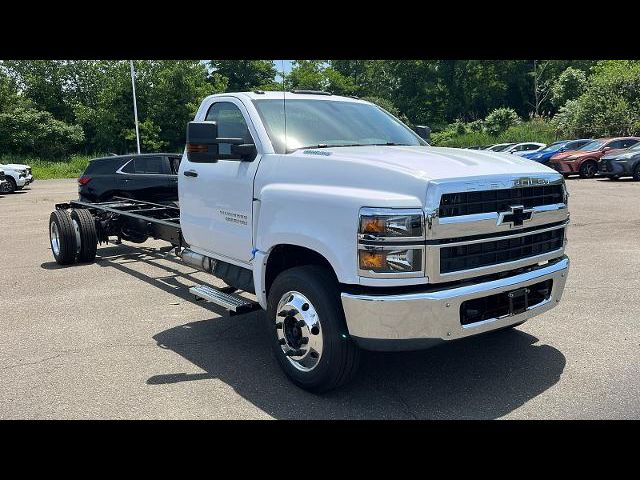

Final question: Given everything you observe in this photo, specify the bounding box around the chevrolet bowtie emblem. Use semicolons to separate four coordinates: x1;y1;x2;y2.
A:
497;205;534;228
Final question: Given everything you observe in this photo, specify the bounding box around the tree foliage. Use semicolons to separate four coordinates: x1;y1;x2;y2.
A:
1;59;637;159
209;60;278;91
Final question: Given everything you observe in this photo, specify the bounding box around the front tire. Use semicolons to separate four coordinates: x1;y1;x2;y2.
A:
266;265;361;393
633;164;640;181
49;210;78;265
4;177;17;193
579;160;598;178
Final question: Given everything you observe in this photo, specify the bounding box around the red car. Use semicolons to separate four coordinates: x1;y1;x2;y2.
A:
548;137;640;178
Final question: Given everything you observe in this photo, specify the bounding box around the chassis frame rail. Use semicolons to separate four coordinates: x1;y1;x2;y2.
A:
55;197;183;246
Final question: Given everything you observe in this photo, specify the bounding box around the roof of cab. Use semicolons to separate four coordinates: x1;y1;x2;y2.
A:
203;91;369;104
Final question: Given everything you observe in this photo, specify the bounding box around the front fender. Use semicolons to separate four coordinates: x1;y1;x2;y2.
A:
253;183;422;286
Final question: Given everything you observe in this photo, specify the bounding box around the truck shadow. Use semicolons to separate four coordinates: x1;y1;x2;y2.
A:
89;243;566;419
149;317;565;419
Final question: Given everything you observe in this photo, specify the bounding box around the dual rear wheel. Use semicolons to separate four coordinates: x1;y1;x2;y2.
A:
49;209;97;265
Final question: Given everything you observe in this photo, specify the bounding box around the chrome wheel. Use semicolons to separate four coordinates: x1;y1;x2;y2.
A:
72;218;82;255
50;222;60;256
275;291;323;372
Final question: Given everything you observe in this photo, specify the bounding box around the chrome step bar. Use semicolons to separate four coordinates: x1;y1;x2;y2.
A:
189;284;260;315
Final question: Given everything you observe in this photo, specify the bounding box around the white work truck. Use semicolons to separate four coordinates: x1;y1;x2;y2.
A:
49;91;570;392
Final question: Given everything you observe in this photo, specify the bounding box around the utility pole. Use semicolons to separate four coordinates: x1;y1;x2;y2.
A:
130;60;141;154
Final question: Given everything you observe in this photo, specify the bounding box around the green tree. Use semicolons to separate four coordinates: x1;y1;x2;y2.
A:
209;60;277;91
0;106;84;158
553;60;640;138
288;60;357;95
551;67;588;107
484;107;520;135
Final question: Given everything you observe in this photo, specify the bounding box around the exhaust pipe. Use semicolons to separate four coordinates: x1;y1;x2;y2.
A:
178;248;216;273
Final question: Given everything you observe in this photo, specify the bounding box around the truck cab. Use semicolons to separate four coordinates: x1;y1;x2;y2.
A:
177;92;570;391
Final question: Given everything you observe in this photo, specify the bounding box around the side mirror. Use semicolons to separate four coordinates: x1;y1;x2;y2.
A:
412;125;431;142
186;121;256;162
602;146;611;152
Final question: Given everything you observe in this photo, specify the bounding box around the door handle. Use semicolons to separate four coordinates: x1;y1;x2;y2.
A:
183;170;198;178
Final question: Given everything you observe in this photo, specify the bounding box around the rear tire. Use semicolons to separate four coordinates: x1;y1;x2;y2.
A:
266;265;361;393
633;164;640;181
49;210;78;265
70;209;98;263
579;160;598;178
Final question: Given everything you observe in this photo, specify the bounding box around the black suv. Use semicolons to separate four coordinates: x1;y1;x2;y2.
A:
78;153;181;203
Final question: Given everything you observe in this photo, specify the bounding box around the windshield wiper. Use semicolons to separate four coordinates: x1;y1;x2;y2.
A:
290;143;367;152
367;142;414;146
291;142;413;152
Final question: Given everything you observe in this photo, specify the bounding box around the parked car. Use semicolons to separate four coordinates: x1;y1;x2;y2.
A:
548;137;640;178
485;142;517;152
464;145;484;150
599;141;640;180
78;153;182;203
521;139;592;164
0;164;29;193
1;163;33;185
503;142;547;156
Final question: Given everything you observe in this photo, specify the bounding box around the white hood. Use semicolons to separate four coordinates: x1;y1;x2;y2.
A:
307;145;557;181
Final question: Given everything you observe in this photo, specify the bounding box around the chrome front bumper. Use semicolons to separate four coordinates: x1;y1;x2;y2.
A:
341;256;569;351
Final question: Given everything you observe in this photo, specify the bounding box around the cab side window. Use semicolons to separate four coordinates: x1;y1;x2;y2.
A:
205;102;254;159
621;139;639;149
607;140;623;150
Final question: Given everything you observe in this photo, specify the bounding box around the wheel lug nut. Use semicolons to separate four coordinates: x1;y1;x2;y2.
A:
285;349;306;357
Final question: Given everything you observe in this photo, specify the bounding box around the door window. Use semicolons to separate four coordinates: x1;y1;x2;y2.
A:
620;139;639;149
205;102;254;159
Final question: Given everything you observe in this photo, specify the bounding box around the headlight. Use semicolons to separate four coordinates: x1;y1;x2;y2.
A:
358;208;424;241
358;208;425;278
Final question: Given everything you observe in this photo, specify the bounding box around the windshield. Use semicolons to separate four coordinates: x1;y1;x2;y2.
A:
252;99;426;154
578;140;604;151
539;141;568;152
491;143;515;152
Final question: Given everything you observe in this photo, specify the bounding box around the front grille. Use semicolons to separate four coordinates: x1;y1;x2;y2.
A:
460;279;553;325
439;185;564;217
440;228;564;274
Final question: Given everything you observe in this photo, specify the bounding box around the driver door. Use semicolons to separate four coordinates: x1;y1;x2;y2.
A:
179;98;260;264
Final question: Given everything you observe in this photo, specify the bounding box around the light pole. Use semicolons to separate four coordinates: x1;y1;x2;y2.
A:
130;60;141;154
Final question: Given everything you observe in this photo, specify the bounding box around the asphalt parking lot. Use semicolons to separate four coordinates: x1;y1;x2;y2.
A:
0;178;639;419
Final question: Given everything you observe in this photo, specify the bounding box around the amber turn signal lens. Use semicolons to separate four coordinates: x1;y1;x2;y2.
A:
359;250;386;269
360;217;386;234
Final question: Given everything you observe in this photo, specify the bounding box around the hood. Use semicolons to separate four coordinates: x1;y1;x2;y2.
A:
602;149;639;161
549;149;584;161
303;145;557;181
0;164;26;172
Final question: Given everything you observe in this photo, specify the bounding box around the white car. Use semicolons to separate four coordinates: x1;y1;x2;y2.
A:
0;164;29;193
504;142;547;156
485;142;516;152
2;163;33;184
